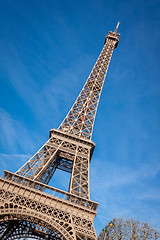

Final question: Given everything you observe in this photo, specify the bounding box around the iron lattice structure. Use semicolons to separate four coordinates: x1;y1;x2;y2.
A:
0;23;120;240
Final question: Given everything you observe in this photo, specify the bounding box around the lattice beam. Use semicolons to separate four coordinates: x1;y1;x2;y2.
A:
59;29;120;140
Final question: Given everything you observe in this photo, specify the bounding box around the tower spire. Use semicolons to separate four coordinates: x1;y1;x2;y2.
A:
114;21;120;33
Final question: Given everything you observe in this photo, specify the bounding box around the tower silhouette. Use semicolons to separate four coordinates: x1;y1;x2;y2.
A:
0;23;120;240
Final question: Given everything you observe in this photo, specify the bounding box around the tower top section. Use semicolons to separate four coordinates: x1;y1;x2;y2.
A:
58;24;120;140
114;21;120;33
105;21;120;48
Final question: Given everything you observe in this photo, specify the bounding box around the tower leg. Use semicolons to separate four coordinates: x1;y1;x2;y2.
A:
69;146;90;199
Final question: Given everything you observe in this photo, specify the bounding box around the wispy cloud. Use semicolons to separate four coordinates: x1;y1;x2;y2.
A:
0;108;43;176
91;159;160;196
0;108;38;153
0;153;31;175
0;36;83;130
90;158;160;233
0;41;45;117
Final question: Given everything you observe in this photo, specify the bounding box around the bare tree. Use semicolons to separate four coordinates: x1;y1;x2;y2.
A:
98;218;160;240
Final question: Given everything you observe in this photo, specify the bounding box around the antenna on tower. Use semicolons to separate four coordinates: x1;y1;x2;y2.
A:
114;21;120;33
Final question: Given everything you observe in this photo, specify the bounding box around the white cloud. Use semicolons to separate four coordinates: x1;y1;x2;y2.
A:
0;108;40;154
0;153;31;175
91;159;160;198
90;158;160;233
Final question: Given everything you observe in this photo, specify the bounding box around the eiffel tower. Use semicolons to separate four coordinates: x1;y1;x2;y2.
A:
0;23;120;240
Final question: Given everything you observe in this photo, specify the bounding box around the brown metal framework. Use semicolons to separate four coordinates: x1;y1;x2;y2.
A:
0;23;120;239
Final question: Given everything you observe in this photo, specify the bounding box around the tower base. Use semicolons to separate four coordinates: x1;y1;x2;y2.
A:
0;171;98;239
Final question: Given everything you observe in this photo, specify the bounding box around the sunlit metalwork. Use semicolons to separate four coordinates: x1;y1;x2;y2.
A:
0;23;120;239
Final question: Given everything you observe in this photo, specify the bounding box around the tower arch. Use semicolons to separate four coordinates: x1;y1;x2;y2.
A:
0;202;75;240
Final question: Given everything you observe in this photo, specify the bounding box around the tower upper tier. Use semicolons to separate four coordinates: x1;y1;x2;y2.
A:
58;24;120;140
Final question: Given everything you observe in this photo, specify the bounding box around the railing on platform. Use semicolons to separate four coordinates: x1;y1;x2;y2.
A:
1;170;98;212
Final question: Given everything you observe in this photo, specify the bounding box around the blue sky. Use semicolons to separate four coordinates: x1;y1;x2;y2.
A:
0;0;160;235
